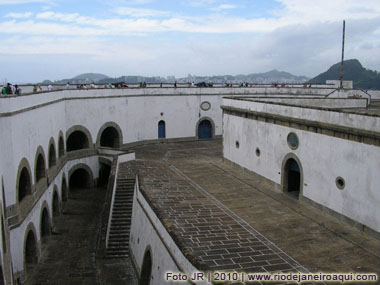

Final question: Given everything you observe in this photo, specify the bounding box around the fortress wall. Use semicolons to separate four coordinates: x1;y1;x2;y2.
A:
223;100;380;234
130;178;207;285
10;156;100;274
241;97;367;108
222;98;380;133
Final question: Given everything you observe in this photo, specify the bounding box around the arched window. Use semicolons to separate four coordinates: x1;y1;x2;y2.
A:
66;131;89;151
158;121;166;139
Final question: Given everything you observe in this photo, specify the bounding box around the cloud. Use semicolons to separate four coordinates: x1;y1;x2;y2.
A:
5;12;33;18
210;4;236;11
0;0;51;4
114;7;170;17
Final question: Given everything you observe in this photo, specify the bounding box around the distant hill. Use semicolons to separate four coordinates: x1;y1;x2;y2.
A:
41;73;110;84
307;59;380;90
71;73;110;81
41;70;308;85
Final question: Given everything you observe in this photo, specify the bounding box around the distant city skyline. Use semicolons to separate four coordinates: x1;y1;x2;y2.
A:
1;0;380;83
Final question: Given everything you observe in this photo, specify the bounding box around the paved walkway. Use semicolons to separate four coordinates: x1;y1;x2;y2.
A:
26;140;380;284
130;140;380;277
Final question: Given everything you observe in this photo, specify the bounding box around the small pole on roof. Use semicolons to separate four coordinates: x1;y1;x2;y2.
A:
339;20;345;89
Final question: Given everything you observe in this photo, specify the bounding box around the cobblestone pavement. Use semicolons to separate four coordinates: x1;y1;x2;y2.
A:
129;140;380;277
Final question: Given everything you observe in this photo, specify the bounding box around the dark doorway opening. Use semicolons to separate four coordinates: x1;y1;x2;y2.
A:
40;208;51;239
36;154;46;182
25;230;38;271
69;169;91;190
67;131;89;151
52;191;60;217
198;120;212;139
284;158;301;198
98;164;111;186
19;167;31;202
48;144;56;168
158;121;166;139
139;250;152;285
61;178;68;201
100;127;120;148
58;136;65;157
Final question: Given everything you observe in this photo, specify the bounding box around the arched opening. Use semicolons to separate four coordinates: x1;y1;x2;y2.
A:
69;168;92;190
24;230;38;271
1;216;6;253
48;144;56;168
197;119;212;139
98;163;111;186
66;131;89;151
158;120;166;139
58;136;65;157
100;127;120;148
19;167;31;202
139;249;152;285
61;178;68;201
40;208;51;239
52;191;60;217
0;265;4;285
35;154;46;182
283;158;301;198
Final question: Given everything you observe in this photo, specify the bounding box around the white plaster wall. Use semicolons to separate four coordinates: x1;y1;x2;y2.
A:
130;180;209;285
223;112;380;233
223;98;380;133
245;98;367;108
10;156;100;273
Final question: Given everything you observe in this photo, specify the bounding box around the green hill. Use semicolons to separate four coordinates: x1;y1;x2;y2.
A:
307;59;380;89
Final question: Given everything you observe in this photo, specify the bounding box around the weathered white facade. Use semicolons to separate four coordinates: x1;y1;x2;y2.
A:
222;97;380;236
0;86;377;283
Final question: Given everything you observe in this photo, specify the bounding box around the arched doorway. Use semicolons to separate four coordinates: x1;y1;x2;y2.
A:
40;207;51;239
18;167;31;202
98;163;111;186
35;154;46;182
139;249;152;285
100;127;120;148
52;191;60;217
69;168;92;190
158;121;165;139
24;230;38;271
66;131;89;151
48;143;56;168
197;119;212;139
283;157;302;198
61;178;68;201
58;135;65;157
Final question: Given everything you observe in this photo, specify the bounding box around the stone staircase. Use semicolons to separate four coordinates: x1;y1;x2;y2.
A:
106;177;135;258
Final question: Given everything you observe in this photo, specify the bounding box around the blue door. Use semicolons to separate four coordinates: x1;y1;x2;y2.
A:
198;120;212;139
158;121;166;138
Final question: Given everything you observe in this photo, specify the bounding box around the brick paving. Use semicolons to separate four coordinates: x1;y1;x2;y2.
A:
127;139;380;278
26;140;380;284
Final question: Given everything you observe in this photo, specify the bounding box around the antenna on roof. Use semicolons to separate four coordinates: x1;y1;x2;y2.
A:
339;20;345;89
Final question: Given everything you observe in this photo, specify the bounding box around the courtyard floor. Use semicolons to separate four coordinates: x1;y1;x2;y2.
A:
27;139;380;284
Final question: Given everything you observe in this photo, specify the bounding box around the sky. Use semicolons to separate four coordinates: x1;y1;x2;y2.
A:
0;0;380;83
